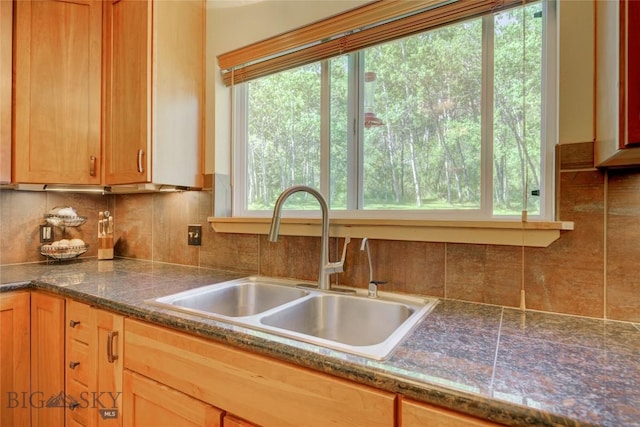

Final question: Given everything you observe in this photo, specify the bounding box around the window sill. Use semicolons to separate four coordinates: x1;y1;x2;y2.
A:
207;217;574;247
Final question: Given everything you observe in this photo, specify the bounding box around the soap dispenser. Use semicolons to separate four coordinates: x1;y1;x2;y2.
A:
360;238;387;298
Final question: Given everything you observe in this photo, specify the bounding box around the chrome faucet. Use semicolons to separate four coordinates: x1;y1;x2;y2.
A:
268;185;349;291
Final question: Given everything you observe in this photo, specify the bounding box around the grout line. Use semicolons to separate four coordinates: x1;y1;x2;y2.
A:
603;169;608;320
443;242;447;299
488;307;505;392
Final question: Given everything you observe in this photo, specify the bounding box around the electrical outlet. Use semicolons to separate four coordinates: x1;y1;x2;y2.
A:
40;225;54;243
187;224;202;246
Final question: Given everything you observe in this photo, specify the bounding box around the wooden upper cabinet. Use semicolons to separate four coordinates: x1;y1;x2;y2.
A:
104;0;204;188
0;0;12;184
625;0;639;145
13;0;102;184
595;0;640;166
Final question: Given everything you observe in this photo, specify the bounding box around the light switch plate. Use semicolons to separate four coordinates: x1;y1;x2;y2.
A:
188;225;202;246
40;225;54;243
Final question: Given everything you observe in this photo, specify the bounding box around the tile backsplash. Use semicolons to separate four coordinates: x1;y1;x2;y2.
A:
1;142;638;322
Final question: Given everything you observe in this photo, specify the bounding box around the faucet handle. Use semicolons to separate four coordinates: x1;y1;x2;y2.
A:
368;280;387;298
325;236;351;274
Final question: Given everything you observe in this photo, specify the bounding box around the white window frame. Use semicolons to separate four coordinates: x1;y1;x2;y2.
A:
231;1;557;222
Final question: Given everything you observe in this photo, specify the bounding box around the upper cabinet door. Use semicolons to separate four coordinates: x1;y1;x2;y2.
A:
104;0;204;188
0;0;12;184
104;0;152;185
625;0;640;145
14;0;102;184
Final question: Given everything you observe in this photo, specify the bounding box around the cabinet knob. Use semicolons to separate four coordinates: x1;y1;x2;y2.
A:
69;361;80;369
69;320;80;328
68;402;80;411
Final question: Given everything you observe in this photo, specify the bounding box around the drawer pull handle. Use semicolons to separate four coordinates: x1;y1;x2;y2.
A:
90;155;96;176
69;402;80;411
69;361;80;369
69;320;80;328
107;330;119;363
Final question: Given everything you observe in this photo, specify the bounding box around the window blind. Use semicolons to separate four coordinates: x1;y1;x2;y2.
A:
218;0;527;86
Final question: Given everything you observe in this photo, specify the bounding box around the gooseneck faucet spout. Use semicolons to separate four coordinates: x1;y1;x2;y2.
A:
269;185;348;291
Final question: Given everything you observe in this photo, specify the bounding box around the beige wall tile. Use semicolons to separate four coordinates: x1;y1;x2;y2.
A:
259;235;321;282
200;230;260;273
446;243;521;307
524;170;605;317
606;169;640;322
0;190;47;264
114;194;153;261
559;142;595;171
151;192;200;266
339;238;445;297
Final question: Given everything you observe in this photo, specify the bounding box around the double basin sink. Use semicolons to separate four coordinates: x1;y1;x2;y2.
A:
147;277;438;360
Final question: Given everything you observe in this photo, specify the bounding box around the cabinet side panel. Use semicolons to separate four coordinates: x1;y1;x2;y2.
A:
595;0;622;165
152;0;204;187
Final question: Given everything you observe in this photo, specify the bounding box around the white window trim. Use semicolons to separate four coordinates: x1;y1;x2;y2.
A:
208;216;574;248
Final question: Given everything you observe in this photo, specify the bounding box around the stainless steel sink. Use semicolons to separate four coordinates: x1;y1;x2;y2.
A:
151;279;309;317
147;276;438;360
260;294;413;346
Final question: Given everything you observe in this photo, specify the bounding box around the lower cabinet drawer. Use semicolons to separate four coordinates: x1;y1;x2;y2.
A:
66;379;89;427
67;299;94;344
66;338;91;386
124;319;395;427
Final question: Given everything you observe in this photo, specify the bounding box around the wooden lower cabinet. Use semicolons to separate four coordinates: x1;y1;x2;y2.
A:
401;398;504;427
124;319;396;427
31;292;65;427
123;371;223;427
66;299;124;427
0;292;31;426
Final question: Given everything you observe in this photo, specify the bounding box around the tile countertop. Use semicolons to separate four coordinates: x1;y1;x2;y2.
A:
1;258;638;427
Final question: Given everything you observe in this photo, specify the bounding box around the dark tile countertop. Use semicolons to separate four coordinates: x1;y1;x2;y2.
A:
1;258;638;427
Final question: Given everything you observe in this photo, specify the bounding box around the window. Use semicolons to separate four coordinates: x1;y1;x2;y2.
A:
229;1;555;220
